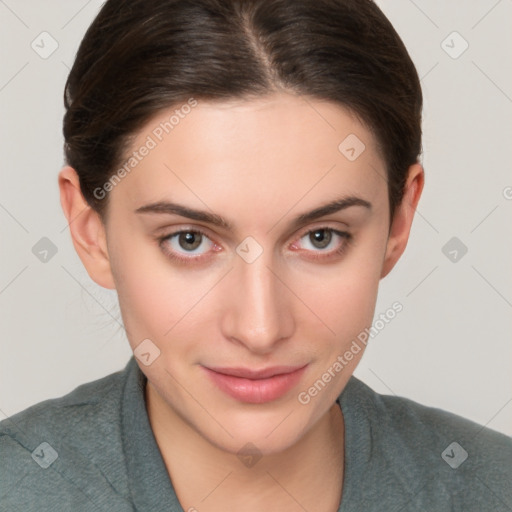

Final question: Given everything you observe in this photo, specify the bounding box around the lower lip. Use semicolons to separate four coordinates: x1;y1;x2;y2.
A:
202;366;307;404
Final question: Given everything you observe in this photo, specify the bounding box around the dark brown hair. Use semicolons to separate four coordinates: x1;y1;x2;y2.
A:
63;0;423;224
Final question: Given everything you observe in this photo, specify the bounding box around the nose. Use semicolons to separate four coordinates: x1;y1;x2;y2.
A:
221;249;295;355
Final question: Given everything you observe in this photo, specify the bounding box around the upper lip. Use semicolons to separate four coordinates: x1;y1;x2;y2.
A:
205;365;307;380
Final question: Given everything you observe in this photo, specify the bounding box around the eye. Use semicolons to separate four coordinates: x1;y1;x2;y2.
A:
158;226;352;265
159;229;216;263
292;227;352;260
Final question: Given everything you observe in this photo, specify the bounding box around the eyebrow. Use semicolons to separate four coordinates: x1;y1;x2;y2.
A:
134;196;372;231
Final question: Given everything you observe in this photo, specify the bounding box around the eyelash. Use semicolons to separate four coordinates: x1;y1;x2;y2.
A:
157;227;353;266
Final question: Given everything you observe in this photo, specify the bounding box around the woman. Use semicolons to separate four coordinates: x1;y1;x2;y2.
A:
1;0;511;510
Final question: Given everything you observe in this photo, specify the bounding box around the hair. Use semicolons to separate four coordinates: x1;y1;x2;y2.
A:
63;0;423;225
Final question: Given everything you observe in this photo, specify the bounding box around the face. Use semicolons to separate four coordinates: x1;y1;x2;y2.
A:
88;92;403;455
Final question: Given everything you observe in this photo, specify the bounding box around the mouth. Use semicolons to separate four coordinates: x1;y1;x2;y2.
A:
201;364;308;404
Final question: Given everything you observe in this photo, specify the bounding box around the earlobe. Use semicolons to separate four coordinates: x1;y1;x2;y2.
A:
380;163;425;279
58;166;116;290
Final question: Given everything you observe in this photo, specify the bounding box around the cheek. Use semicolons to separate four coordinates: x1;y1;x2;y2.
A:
290;231;387;407
108;236;187;347
296;229;387;337
110;235;225;358
298;269;379;360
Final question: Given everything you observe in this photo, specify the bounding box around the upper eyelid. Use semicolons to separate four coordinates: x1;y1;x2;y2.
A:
162;222;349;238
296;224;349;237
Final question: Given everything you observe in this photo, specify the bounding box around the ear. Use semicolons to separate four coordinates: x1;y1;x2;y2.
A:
58;166;116;289
380;163;424;279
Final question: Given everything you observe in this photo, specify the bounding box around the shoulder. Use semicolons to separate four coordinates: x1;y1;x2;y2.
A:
340;377;512;511
0;363;133;510
0;364;126;443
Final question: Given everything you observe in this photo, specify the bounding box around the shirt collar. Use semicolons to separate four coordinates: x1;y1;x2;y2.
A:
121;356;183;511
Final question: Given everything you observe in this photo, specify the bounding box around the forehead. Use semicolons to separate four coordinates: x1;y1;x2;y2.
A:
112;92;387;217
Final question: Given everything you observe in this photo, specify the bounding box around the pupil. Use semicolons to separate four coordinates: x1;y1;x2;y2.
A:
180;232;201;250
311;229;331;249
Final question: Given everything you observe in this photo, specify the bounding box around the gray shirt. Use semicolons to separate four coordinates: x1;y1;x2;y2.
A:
1;356;511;511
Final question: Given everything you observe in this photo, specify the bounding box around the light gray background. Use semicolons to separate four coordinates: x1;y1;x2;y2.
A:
1;1;511;436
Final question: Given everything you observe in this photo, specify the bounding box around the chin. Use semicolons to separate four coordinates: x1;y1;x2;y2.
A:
198;406;316;457
209;429;305;459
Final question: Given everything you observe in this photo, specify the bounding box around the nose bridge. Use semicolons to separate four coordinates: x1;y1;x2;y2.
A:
224;245;292;351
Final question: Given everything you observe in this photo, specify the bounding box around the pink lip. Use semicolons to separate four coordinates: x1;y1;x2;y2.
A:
202;364;308;404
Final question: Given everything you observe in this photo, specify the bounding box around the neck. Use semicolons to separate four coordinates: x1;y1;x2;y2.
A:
145;382;345;512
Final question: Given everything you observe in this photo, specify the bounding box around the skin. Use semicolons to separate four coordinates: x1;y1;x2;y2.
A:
58;91;424;512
